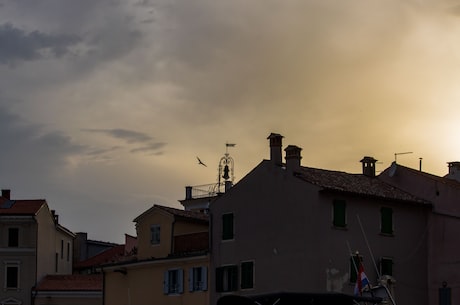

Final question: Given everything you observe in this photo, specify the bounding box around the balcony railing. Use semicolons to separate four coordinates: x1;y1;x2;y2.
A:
186;183;224;199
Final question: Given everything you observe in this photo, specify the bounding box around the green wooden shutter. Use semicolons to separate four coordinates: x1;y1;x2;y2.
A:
333;200;346;227
241;261;254;289
381;207;393;234
222;213;234;240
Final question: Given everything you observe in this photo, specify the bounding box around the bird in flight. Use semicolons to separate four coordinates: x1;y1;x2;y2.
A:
196;157;207;167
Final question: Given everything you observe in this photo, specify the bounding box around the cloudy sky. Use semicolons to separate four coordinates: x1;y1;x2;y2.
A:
2;0;460;243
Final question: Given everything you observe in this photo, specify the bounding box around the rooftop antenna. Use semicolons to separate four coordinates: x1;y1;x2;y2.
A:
394;151;412;163
218;143;235;192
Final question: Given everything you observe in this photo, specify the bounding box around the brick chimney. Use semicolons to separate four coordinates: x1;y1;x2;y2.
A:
360;156;377;177
285;145;302;172
2;189;10;200
267;133;284;166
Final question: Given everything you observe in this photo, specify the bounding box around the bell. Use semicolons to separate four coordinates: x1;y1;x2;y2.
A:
222;165;230;180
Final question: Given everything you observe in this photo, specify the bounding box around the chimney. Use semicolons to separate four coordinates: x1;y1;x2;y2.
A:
2;189;10;200
185;186;193;200
360;156;377;177
285;145;302;172
267;133;284;165
446;161;460;182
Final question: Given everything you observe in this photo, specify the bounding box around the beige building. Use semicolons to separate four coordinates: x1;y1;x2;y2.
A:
0;189;75;305
103;205;210;305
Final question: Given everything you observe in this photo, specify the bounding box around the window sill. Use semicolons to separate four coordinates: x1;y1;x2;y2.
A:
379;232;394;237
331;225;348;231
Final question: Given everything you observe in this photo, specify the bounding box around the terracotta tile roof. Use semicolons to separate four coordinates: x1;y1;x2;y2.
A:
297;166;430;205
34;274;103;291
74;245;126;269
0;199;46;215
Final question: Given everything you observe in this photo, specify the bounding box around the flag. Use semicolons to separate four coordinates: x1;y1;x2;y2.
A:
354;263;370;296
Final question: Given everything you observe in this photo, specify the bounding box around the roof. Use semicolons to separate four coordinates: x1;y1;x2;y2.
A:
74;245;127;269
134;204;209;223
34;274;103;291
296;165;431;206
0;199;47;215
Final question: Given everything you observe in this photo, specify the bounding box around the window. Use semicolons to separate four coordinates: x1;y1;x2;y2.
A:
189;266;208;292
222;213;234;240
216;265;238;292
5;263;19;289
8;228;19;247
61;240;64;259
67;242;70;262
164;269;183;294
150;225;161;245
380;207;393;235
332;200;346;228
241;261;254;289
349;254;363;283
380;257;393;276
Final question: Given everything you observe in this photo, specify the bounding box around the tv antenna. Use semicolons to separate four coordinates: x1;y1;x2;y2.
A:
394;151;413;162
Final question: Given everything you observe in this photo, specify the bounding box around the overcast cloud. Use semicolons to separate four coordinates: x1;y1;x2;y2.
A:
1;0;460;242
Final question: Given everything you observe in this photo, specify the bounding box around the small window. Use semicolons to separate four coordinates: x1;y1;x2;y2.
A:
6;265;19;289
241;261;254;289
216;265;238;292
349;254;363;283
164;269;184;294
332;200;346;228
150;225;161;245
380;257;393;276
380;207;393;235
222;213;234;240
8;228;19;247
189;266;208;292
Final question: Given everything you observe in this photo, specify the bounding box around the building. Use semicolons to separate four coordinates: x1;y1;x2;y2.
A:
379;161;460;305
210;133;432;305
103;204;210;305
73;232;120;267
0;189;75;305
32;274;102;305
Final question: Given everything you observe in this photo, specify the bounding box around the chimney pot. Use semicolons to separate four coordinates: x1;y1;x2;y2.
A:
267;133;284;166
285;145;302;172
2;189;10;200
360;156;377;177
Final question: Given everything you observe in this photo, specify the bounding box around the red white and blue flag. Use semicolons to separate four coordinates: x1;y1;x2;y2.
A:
354;263;370;296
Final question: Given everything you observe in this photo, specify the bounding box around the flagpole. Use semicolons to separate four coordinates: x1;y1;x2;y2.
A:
356;214;381;278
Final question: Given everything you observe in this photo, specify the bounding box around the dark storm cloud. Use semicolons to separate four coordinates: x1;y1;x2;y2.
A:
83;128;167;154
0;23;81;65
84;128;153;143
0;107;86;181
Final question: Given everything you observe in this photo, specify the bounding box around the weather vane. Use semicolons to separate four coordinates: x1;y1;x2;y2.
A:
218;143;235;192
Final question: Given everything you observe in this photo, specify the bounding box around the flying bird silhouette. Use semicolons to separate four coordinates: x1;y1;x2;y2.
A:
196;157;207;167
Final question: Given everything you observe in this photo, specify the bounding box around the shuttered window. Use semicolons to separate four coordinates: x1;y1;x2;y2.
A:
164;269;184;294
380;207;393;235
216;265;238;292
241;261;254;289
222;213;234;240
333;200;346;228
189;266;208;292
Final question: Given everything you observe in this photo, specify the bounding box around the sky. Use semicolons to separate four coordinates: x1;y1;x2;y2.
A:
2;0;460;243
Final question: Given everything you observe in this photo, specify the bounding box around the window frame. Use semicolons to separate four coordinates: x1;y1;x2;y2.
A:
332;200;347;228
380;257;393;276
150;224;161;245
380;207;394;235
8;228;19;247
4;261;20;290
222;213;234;240
164;268;184;295
189;266;208;292
216;265;238;292
240;261;254;290
349;254;363;284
